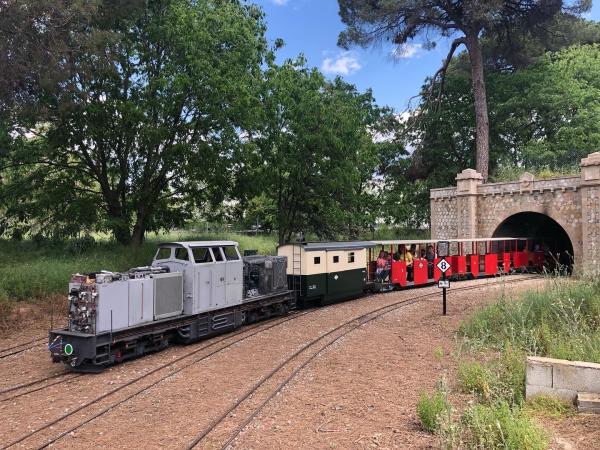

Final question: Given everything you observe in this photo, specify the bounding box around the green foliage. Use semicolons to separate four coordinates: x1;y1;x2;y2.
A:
460;402;548;450
458;361;493;401
417;387;451;434
1;0;270;245
458;349;526;407
397;43;600;223
460;279;600;364
490;165;580;183
525;395;575;419
236;58;398;244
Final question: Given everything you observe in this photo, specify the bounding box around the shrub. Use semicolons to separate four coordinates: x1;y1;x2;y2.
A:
458;348;526;407
525;395;575;419
458;361;492;401
462;402;548;450
460;279;600;364
417;388;451;433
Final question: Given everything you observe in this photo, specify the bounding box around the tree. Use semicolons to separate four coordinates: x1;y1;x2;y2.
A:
236;58;396;244
1;0;269;245
392;44;600;224
337;0;591;180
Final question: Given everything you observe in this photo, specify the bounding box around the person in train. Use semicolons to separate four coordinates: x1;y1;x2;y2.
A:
399;245;414;282
375;250;390;282
426;244;436;278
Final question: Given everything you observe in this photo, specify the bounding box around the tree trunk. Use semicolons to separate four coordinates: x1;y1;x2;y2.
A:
131;221;145;247
111;221;132;246
465;32;489;180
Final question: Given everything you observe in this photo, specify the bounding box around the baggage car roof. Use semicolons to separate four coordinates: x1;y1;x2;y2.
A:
279;241;376;252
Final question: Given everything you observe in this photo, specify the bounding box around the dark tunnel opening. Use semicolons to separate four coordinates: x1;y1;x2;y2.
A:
492;212;574;274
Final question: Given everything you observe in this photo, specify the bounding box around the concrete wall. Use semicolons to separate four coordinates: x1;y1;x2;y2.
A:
430;152;600;274
526;356;600;403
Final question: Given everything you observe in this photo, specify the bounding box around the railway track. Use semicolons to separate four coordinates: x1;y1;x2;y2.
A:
0;372;81;402
186;275;542;450
2;310;313;450
1;275;540;449
0;337;46;360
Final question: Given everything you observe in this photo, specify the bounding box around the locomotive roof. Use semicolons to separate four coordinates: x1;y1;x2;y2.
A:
280;241;376;252
159;240;239;248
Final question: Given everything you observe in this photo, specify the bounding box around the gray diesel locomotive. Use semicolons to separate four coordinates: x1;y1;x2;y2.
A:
49;241;294;371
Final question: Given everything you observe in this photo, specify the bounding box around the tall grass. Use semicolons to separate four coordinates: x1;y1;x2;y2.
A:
429;279;598;449
0;232;277;303
460;278;600;363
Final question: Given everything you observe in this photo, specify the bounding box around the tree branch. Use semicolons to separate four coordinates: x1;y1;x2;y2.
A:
429;36;466;111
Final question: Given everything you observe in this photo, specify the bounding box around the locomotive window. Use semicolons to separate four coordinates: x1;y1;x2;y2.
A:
191;247;213;264
223;246;240;261
314;257;321;265
348;252;355;263
175;247;190;262
333;255;339;263
211;247;224;262
156;247;172;260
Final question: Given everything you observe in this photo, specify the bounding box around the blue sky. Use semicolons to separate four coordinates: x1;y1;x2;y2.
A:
254;0;600;113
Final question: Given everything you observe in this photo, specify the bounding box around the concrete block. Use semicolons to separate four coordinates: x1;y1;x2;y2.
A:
577;392;600;413
553;364;600;393
526;384;577;403
526;359;553;387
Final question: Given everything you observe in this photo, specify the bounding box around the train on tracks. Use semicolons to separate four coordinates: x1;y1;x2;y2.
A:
49;237;550;371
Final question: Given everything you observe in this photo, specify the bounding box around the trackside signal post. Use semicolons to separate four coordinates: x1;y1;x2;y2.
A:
437;241;450;315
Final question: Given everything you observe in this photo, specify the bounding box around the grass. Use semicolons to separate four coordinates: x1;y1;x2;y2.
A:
490;165;580;183
0;231;277;303
524;395;575;419
459;402;549;450
460;278;600;364
417;383;452;434
420;279;599;449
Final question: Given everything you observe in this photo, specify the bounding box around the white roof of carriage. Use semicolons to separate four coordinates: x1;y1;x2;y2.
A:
159;241;239;248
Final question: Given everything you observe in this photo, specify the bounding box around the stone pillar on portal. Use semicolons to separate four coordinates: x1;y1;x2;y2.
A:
580;152;600;275
455;168;483;239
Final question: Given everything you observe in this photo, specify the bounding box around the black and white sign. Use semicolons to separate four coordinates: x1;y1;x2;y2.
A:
438;279;450;289
436;258;451;273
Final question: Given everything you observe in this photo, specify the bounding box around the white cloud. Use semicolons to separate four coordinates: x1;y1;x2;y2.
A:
391;43;423;60
321;51;362;76
272;0;289;5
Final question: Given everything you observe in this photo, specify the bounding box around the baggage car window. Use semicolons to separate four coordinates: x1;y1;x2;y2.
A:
191;247;213;263
211;247;224;262
156;247;172;260
175;247;190;262
333;256;339;263
314;257;321;264
348;252;355;263
223;246;240;261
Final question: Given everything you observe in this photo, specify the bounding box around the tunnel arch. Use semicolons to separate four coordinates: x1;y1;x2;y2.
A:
492;211;574;272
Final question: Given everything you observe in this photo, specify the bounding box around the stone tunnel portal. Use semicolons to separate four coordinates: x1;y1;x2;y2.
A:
492;212;574;272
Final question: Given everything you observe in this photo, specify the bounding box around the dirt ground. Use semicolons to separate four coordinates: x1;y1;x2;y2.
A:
1;276;598;449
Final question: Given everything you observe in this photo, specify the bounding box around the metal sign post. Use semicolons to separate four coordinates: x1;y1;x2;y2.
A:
436;241;451;316
442;271;447;315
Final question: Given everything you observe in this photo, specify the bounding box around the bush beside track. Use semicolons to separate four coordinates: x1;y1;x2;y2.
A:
417;277;600;449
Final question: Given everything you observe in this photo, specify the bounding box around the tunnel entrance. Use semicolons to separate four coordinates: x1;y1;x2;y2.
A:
492;212;574;273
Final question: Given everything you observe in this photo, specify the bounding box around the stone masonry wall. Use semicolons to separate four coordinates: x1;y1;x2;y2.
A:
430;152;600;274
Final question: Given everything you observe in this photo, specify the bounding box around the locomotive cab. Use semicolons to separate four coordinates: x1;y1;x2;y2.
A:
152;241;244;315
